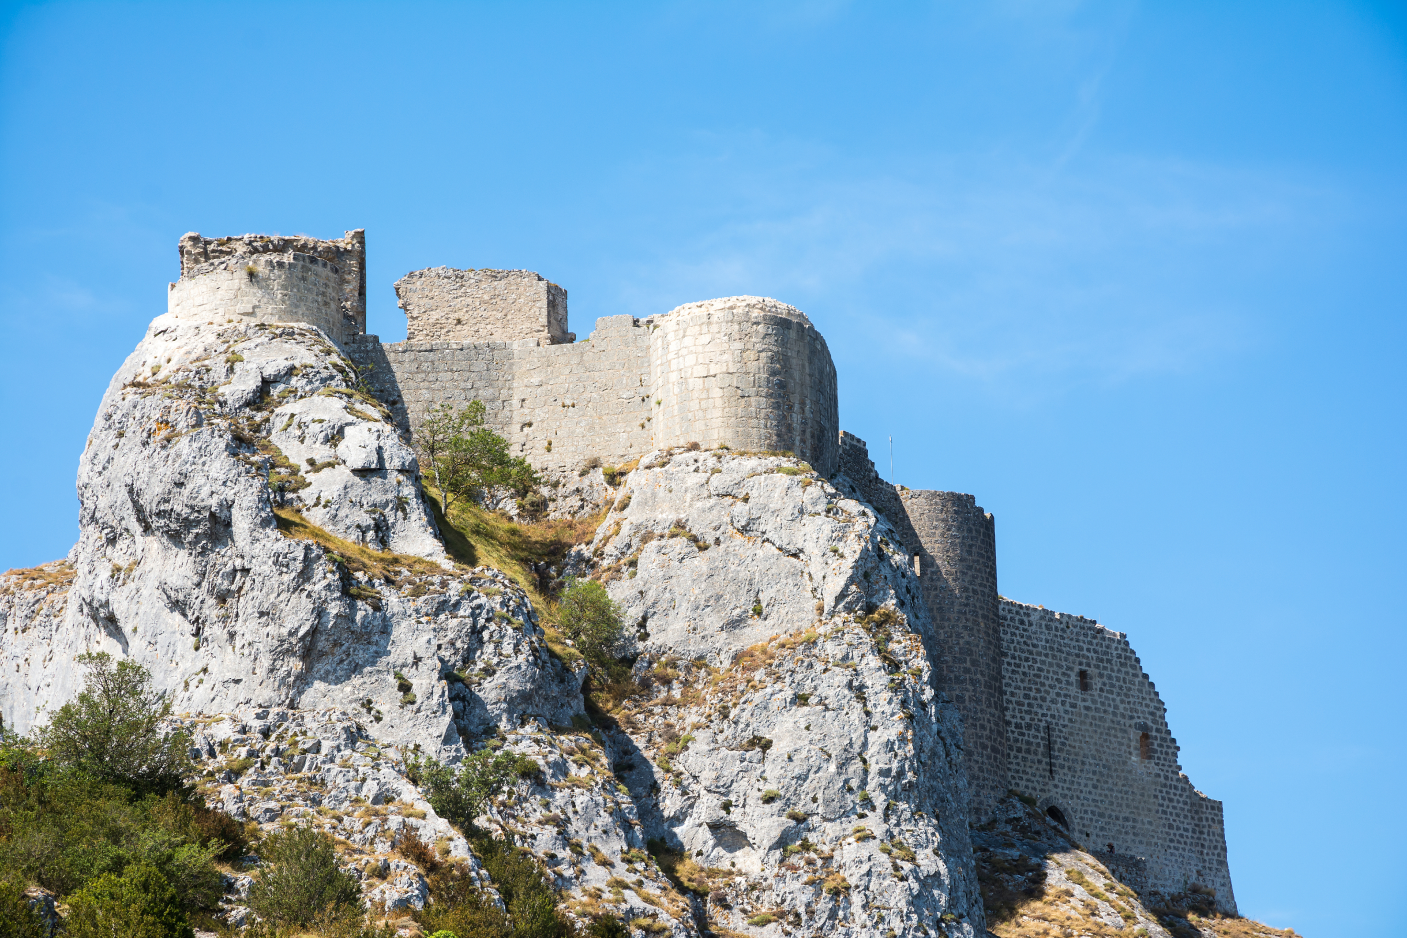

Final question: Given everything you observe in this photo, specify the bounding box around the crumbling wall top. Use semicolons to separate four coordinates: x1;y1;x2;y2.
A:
177;230;365;279
658;295;814;327
174;230;367;334
395;267;571;345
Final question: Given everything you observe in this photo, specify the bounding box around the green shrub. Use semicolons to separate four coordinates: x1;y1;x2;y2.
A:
0;879;45;938
554;579;627;674
419;400;539;512
247;825;361;928
39;653;190;793
587;917;629;938
417;843;577;938
65;861;194;938
408;748;538;833
0;750;226;910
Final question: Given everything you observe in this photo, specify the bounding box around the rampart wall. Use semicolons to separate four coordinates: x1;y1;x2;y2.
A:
1000;600;1235;912
350;314;655;474
350;295;839;477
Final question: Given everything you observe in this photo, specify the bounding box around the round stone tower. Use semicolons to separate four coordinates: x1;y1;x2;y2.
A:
167;231;366;345
647;296;838;475
898;489;1009;819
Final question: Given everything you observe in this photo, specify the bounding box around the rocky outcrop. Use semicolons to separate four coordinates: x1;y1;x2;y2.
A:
580;450;985;937
1;315;582;758
2;317;988;936
973;797;1288;938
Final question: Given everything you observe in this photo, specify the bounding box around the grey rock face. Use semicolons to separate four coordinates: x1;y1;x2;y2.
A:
580;450;986;937
1;316;579;758
175;708;477;922
0;317;985;937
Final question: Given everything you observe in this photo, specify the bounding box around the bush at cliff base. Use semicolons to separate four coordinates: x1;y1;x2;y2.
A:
247;825;362;929
554;578;626;674
0;879;45;938
64;861;194;938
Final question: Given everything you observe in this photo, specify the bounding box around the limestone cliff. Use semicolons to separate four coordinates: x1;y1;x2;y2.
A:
0;316;987;937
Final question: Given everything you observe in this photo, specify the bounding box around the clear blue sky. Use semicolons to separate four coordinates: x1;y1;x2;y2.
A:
2;2;1403;934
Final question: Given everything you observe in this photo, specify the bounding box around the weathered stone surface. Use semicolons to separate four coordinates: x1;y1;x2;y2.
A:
0;316;582;759
395;267;571;345
578;449;986;937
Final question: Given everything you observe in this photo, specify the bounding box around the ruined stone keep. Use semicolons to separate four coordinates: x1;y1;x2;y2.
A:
167;229;1235;909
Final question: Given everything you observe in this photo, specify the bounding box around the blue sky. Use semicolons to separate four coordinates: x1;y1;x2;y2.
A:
2;2;1404;934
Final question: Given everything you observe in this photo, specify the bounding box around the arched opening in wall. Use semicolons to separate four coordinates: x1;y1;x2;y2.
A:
1045;805;1069;829
1078;669;1091;692
1139;732;1152;760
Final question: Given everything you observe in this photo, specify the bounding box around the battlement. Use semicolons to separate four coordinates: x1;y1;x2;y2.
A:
168;230;366;343
395;267;572;345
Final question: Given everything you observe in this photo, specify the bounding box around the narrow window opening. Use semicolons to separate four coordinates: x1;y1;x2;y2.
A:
1139;731;1152;760
1078;669;1091;692
1046;805;1068;829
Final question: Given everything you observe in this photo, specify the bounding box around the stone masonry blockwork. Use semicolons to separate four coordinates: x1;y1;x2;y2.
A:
170;231;366;341
394;267;571;345
999;600;1236;913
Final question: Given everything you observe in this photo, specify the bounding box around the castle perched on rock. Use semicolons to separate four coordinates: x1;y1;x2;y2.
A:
167;229;1236;913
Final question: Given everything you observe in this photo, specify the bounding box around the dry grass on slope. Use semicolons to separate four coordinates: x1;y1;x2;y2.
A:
424;489;603;664
975;796;1303;938
0;560;75;595
272;508;446;583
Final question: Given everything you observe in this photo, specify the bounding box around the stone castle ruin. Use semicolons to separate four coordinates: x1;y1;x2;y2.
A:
167;229;1236;912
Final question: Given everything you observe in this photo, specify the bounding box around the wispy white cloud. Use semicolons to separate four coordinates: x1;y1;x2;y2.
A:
597;134;1339;401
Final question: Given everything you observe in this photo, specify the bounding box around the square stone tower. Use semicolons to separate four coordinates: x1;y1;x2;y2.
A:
394;267;572;345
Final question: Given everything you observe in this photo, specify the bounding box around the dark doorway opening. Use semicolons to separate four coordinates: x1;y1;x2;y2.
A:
1046;805;1069;829
1078;669;1091;692
1139;732;1152;760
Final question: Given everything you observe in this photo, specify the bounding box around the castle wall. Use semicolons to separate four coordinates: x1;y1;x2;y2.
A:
349;314;654;474
352;295;838;478
395;268;571;345
837;432;908;524
1000;600;1235;913
648;297;838;475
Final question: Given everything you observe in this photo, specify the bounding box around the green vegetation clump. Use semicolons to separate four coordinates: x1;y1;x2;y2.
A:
0;879;45;938
65;861;193;938
408;748;540;833
247;825;362;930
0;656;247;936
409;750;611;938
419;400;539;513
554;579;627;676
40;652;191;793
